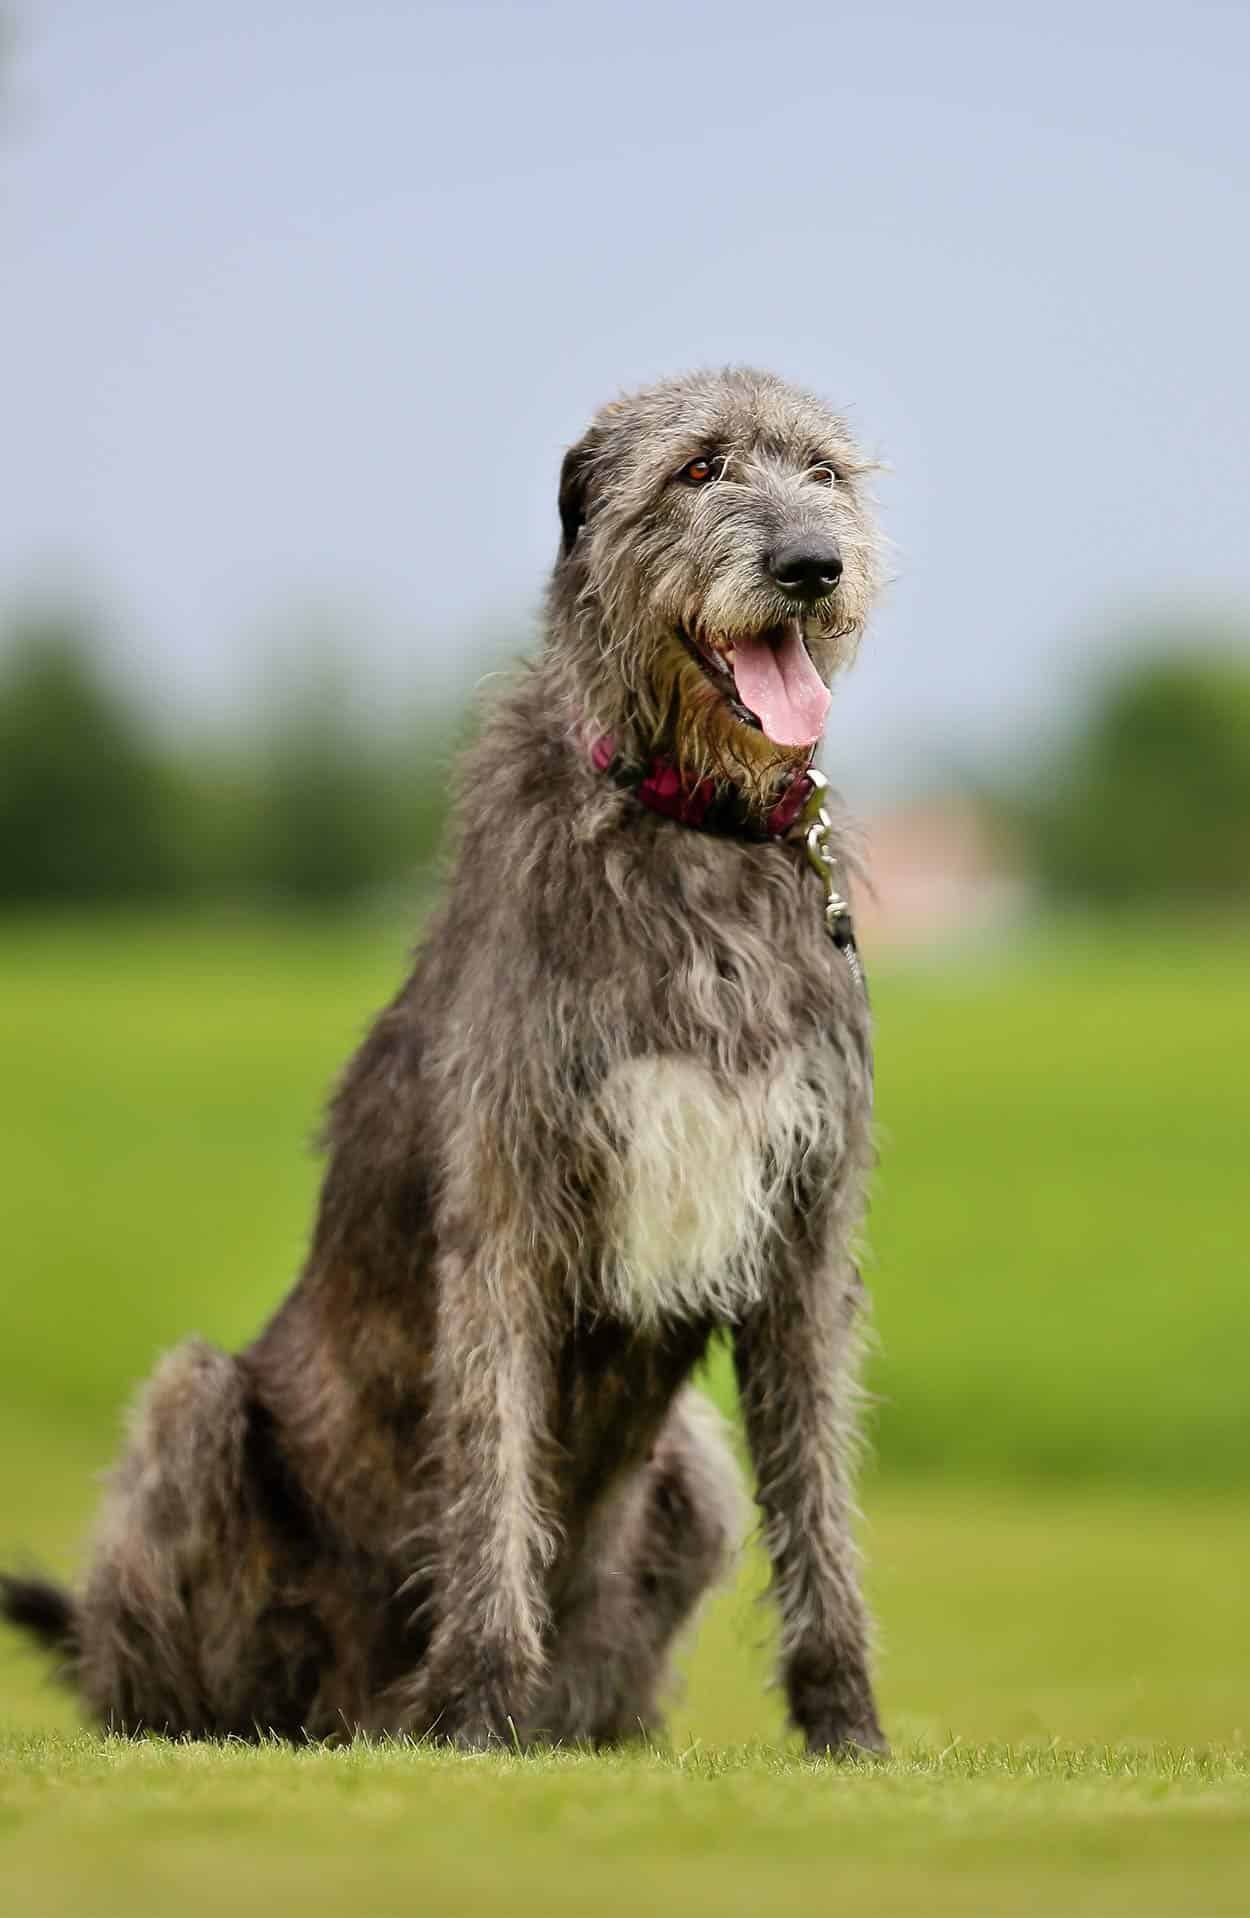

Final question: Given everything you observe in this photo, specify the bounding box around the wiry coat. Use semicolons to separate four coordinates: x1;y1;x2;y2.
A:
3;367;887;1753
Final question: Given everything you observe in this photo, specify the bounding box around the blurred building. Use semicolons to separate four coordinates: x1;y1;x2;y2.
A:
859;795;1029;951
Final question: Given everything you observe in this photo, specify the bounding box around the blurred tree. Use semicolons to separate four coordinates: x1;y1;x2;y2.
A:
0;612;185;904
1020;644;1250;904
246;676;396;904
0;600;516;910
240;647;454;907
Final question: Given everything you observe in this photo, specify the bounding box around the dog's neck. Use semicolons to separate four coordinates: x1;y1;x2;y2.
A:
587;731;816;840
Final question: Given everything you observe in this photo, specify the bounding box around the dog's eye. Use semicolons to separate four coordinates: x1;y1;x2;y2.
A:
678;455;720;486
808;462;842;488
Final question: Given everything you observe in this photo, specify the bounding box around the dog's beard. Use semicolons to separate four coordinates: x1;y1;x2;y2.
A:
637;635;814;800
581;584;856;798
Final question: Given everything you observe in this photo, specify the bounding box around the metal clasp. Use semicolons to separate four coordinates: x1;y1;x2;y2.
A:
799;771;851;934
798;770;864;987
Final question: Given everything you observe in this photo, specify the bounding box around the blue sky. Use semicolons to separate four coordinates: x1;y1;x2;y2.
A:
3;1;1248;793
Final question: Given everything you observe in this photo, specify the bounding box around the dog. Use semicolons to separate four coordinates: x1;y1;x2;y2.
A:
3;366;887;1754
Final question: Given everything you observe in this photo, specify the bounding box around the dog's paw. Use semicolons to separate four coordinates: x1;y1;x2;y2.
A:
401;1644;539;1751
803;1717;889;1761
407;1684;516;1750
788;1644;888;1761
444;1713;515;1753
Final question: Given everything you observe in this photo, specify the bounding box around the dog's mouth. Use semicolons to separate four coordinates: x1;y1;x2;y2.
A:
677;620;832;749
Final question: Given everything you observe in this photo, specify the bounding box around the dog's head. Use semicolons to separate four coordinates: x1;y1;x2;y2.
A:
552;367;883;786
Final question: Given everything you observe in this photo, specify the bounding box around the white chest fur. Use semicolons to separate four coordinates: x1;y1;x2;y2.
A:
594;1047;844;1326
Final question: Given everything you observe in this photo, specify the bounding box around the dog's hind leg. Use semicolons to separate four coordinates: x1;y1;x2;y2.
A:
73;1339;331;1739
73;1340;252;1734
534;1390;744;1745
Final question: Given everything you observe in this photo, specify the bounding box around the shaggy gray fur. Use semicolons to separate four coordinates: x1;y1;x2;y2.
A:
2;366;887;1754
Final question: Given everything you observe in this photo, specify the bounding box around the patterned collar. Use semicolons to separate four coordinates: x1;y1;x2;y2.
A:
588;733;816;840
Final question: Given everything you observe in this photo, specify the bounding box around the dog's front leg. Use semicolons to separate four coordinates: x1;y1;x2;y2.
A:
733;1258;886;1758
402;1245;559;1749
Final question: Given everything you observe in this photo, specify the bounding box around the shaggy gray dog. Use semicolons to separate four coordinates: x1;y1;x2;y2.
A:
3;366;887;1754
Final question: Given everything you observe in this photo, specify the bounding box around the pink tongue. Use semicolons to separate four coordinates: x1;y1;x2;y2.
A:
731;625;831;747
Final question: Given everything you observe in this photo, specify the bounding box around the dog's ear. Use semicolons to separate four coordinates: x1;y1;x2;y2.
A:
558;432;599;557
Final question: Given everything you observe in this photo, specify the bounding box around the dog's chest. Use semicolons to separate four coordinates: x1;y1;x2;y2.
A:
593;1045;846;1326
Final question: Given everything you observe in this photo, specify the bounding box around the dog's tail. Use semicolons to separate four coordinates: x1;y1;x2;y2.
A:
1;1573;80;1665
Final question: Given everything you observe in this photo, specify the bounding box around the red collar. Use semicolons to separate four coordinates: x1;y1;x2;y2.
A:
589;733;815;840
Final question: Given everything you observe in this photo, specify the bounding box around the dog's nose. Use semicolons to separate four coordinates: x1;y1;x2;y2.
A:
767;539;843;602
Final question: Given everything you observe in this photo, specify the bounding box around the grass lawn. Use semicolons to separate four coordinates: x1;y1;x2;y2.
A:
1;912;1249;1913
4;1483;1250;1917
1;1734;1247;1918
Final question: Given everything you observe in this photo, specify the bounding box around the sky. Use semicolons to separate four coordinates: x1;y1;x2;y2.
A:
3;1;1248;796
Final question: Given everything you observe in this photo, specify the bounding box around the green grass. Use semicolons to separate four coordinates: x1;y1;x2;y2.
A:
2;1735;1248;1918
5;1484;1250;1915
867;919;1250;1483
2;912;1249;1913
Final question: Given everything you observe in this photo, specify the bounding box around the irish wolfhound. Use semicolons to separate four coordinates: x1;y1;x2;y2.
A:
3;366;887;1754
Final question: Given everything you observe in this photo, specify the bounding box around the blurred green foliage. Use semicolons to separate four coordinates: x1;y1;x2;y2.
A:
7;601;1250;914
0;606;457;909
1016;641;1250;903
0;615;186;903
